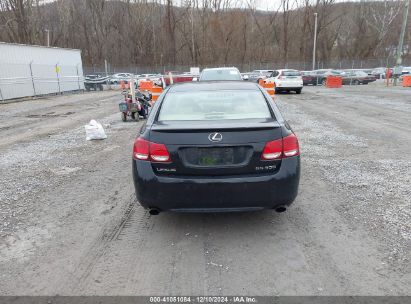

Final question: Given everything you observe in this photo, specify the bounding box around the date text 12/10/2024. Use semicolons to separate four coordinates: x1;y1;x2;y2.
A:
149;297;257;303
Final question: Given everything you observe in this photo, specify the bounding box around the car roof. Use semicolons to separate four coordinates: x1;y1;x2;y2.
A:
168;81;259;92
202;67;239;71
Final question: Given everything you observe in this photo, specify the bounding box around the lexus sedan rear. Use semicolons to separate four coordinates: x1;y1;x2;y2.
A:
132;81;300;214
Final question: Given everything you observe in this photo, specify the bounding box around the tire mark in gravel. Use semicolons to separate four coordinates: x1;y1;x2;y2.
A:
72;203;153;294
67;194;139;293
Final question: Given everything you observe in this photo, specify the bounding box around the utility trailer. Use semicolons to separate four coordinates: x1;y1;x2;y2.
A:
84;75;109;91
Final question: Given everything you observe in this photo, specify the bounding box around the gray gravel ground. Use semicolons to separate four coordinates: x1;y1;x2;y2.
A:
0;85;410;295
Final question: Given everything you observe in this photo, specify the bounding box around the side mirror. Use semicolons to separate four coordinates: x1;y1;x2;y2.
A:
192;77;198;82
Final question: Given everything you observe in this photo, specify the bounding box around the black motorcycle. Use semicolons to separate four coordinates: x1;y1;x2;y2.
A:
136;90;151;119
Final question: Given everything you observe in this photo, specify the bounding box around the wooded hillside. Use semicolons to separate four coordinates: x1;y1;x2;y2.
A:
1;0;410;69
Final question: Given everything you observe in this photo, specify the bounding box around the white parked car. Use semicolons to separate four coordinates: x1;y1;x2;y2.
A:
139;73;162;79
401;66;411;75
265;69;303;94
249;70;274;82
137;74;162;86
110;73;134;84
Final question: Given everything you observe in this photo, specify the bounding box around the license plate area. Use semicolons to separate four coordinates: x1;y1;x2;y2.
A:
181;146;252;168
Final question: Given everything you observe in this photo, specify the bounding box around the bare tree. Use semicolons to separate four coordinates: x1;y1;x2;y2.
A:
0;0;409;69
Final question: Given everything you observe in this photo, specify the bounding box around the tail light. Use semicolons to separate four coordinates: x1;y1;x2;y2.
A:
261;133;300;160
283;133;300;157
261;139;282;160
150;142;170;162
133;137;171;162
134;137;150;160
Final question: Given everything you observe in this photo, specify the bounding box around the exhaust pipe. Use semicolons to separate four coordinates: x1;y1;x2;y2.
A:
149;208;160;215
275;206;287;213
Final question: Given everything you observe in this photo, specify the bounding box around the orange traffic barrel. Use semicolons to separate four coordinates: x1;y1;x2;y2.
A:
263;82;275;98
402;75;411;87
139;80;154;91
325;76;342;88
151;86;163;103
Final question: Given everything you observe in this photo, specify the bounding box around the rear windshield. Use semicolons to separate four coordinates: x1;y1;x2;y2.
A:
282;71;301;76
200;69;242;81
158;90;272;121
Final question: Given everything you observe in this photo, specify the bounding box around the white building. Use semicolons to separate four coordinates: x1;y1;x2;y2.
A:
0;42;84;101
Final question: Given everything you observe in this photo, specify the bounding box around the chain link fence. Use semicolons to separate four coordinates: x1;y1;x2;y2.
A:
84;58;411;76
0;62;85;102
2;57;406;102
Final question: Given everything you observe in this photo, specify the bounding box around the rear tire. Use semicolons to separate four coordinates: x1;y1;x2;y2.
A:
131;112;140;121
131;112;139;121
121;112;127;122
296;89;302;94
321;78;327;86
353;80;360;85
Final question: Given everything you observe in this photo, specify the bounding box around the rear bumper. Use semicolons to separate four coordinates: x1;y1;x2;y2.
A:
276;87;303;91
132;157;300;211
275;81;303;89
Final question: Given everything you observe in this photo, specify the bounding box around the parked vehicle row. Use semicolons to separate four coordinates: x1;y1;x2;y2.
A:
104;64;410;91
110;73;163;84
300;70;377;86
244;68;381;87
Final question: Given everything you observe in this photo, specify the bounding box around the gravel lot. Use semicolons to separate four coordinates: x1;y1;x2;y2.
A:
0;85;410;295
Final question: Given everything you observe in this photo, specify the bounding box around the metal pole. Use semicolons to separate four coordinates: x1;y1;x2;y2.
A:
130;75;135;102
394;0;410;85
76;64;80;91
191;5;195;64
312;13;318;71
104;59;108;78
104;59;109;89
45;29;50;47
56;63;61;94
350;61;354;86
29;61;36;96
0;84;4;102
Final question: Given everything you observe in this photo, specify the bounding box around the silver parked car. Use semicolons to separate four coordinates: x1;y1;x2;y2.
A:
199;67;242;81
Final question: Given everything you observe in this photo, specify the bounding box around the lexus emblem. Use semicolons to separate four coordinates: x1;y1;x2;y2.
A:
208;132;223;142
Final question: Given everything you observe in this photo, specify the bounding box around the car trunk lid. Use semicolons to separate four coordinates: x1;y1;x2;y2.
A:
149;119;283;176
